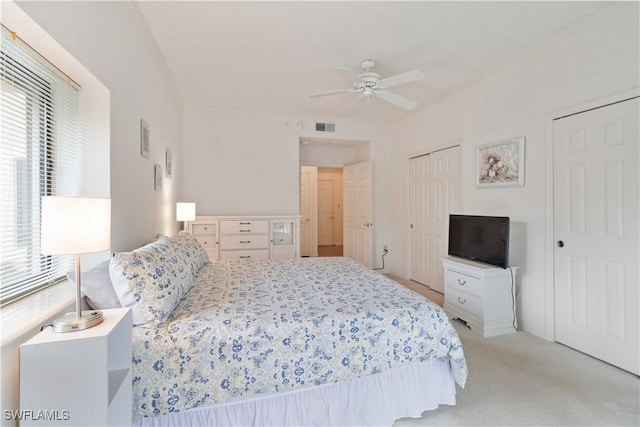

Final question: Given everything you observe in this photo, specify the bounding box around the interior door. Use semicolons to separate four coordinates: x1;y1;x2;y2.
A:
409;154;431;285
553;97;639;375
318;180;334;246
410;146;461;292
344;161;372;267
300;166;317;257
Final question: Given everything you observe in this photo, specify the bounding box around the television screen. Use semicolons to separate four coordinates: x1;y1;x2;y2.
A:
448;215;510;268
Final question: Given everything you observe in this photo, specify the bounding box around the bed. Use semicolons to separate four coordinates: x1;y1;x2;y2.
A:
108;233;467;426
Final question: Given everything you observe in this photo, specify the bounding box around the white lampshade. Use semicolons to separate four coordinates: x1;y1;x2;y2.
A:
176;202;196;222
41;196;111;255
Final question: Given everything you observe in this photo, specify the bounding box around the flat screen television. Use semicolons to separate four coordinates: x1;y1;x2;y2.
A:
448;214;510;268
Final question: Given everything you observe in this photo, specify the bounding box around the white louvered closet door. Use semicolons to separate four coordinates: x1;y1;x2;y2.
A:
553;97;639;375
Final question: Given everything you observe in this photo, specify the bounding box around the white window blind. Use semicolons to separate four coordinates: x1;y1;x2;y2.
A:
1;27;84;306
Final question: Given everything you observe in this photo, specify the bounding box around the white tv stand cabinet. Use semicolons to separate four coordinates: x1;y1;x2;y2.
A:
442;256;518;337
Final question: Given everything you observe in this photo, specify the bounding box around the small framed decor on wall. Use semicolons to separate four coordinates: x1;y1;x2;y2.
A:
165;149;172;178
154;164;163;191
476;136;525;188
140;119;150;159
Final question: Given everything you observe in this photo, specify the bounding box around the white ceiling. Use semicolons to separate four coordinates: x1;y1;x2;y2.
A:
136;1;613;124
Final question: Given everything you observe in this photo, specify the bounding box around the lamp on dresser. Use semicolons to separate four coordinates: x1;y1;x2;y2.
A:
176;202;196;230
40;196;111;332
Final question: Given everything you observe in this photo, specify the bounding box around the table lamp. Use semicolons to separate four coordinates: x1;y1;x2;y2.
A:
176;202;196;231
41;196;111;332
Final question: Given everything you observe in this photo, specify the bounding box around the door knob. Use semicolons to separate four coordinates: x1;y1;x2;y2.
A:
556;240;564;248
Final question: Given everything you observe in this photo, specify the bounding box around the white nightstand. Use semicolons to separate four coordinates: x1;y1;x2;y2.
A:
19;308;132;426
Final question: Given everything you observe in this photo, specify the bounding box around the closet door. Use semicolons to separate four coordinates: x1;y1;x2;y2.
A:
410;146;460;293
318;180;334;246
553;97;638;375
409;154;432;286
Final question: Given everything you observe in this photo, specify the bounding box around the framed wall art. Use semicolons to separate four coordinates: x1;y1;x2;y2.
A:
154;164;163;191
476;136;525;188
165;149;172;178
140;119;150;159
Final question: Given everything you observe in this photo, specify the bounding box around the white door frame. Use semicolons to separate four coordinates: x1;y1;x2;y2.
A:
544;87;639;342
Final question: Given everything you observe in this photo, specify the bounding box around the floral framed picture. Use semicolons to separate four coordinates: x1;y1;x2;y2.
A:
476;136;525;188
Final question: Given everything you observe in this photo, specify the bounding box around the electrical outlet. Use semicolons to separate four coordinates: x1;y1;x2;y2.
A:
383;245;388;253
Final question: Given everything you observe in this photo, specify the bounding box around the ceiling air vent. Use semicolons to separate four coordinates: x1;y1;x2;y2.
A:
315;122;336;132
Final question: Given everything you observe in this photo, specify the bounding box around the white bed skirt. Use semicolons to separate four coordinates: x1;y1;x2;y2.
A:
135;358;457;427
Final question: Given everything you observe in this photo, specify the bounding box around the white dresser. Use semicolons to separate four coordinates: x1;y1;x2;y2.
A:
190;220;219;261
219;219;270;260
442;256;518;337
186;215;300;261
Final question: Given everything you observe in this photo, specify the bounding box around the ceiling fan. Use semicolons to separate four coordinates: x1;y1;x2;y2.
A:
310;59;425;111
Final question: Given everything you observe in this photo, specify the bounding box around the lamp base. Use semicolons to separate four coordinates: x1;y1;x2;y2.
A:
53;310;104;333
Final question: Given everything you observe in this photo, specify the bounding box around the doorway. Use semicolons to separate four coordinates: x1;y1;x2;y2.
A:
299;136;371;261
318;167;344;257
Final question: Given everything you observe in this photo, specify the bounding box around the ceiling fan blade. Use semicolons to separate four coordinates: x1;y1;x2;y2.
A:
310;88;356;98
378;69;425;88
376;90;418;110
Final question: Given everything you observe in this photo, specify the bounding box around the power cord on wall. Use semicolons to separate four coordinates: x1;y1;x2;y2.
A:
373;248;388;271
508;265;518;332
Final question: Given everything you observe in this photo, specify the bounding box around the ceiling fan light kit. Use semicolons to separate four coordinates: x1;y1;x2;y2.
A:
310;59;424;111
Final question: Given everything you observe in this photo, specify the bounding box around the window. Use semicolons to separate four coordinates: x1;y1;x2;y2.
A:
0;27;83;306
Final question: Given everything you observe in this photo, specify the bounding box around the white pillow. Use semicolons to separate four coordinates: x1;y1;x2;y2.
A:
66;260;121;310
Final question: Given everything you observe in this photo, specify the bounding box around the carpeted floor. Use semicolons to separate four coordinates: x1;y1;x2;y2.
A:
386;277;640;426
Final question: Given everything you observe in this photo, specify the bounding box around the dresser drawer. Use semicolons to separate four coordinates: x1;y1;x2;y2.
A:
194;235;217;248
445;269;482;296
220;234;269;250
220;249;269;260
446;287;482;317
192;223;217;235
220;220;269;235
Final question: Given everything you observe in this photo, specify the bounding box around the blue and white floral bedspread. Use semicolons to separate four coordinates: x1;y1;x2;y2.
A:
131;257;467;420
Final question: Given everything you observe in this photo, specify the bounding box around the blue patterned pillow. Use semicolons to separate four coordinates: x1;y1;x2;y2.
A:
110;236;189;326
172;232;209;289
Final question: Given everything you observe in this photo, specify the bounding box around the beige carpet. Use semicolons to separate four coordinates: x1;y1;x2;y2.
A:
385;276;640;426
386;274;444;307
